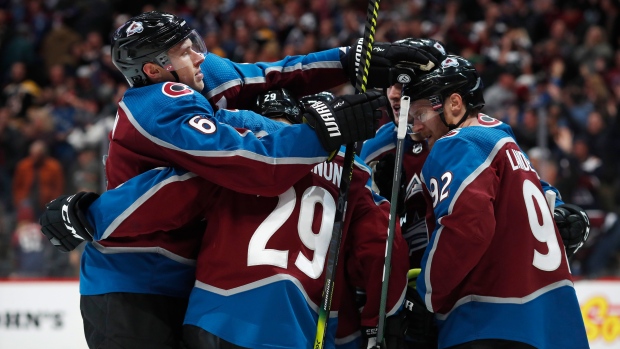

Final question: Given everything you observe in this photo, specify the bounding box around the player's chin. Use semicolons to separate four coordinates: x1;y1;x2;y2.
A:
425;134;438;148
193;79;205;92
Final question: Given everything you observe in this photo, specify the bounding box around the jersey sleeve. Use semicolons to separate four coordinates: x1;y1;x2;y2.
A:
418;135;500;314
201;49;349;110
214;108;286;135
87;167;211;241
347;168;408;327
114;85;328;196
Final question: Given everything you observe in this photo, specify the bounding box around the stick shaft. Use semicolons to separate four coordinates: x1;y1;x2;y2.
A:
314;1;381;348
376;96;410;344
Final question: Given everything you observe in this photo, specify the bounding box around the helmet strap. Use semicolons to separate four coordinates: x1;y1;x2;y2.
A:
170;70;180;83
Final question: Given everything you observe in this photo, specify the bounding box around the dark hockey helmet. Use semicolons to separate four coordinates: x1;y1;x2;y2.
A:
111;11;207;87
402;55;485;115
253;88;303;124
393;38;448;63
299;91;335;110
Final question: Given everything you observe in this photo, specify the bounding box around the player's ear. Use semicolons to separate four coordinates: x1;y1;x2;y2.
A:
143;62;166;83
448;93;464;116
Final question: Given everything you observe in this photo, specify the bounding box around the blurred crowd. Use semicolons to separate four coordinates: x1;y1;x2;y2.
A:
0;0;619;279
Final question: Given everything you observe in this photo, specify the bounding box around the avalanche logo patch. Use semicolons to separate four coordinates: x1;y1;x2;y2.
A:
441;57;459;68
434;42;446;56
477;113;502;127
442;128;460;139
126;21;143;37
162;82;194;98
189;115;217;134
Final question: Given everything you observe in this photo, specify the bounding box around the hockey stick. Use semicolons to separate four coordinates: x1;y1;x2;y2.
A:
313;1;381;348
375;95;411;348
545;190;556;212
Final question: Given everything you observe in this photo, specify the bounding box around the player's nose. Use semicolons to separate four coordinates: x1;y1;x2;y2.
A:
193;51;205;66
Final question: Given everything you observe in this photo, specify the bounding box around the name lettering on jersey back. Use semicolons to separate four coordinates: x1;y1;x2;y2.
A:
506;148;535;173
312;162;342;188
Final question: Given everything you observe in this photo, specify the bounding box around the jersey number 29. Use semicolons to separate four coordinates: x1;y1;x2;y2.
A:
247;186;335;279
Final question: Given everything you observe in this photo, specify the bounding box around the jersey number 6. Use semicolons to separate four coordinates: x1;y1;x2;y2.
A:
247;186;336;279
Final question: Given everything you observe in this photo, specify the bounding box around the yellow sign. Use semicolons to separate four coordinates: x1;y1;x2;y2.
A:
582;296;620;343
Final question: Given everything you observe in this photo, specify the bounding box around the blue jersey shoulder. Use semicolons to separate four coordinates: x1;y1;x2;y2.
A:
124;82;214;124
423;127;515;214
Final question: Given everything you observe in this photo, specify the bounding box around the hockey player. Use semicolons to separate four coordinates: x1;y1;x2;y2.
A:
41;89;409;349
362;39;591;348
402;55;590;349
255;89;411;349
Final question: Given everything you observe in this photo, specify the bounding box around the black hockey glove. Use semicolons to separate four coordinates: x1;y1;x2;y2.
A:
303;90;385;153
362;326;380;349
554;203;590;258
343;39;440;89
374;153;407;216
403;270;438;349
363;315;406;349
39;192;99;252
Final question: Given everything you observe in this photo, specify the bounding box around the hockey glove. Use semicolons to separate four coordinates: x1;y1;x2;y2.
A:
343;39;440;89
403;270;438;348
39;192;99;252
363;315;406;349
303;90;385;153
554;203;590;258
362;326;380;349
374;153;407;216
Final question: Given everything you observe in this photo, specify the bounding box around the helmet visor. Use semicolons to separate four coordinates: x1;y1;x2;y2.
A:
408;97;441;126
158;30;207;72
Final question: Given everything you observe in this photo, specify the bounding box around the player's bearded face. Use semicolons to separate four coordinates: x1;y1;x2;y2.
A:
167;34;207;92
409;98;447;149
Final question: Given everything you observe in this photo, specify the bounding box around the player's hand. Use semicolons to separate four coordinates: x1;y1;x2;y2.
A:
374;153;407;216
39;192;99;252
554;203;590;258
303;90;385;153
403;271;438;348
343;39;440;88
